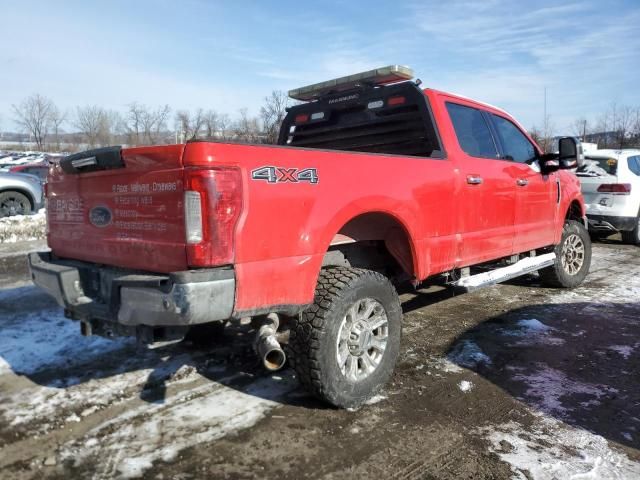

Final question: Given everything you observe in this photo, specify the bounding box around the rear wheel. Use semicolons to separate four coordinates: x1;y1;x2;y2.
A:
540;220;591;288
0;191;32;217
621;214;640;245
288;267;402;408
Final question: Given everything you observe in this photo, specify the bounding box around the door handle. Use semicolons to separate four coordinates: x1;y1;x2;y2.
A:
467;175;483;185
516;179;529;186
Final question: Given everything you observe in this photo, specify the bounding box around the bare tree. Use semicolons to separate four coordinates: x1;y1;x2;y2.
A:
528;126;543;147
74;106;105;147
529;116;555;153
260;90;289;144
125;102;145;145
571;117;590;140
12;94;54;149
175;109;204;142
142;105;170;145
125;103;170;146
217;113;231;141
48;105;67;151
74;106;122;148
202;110;219;140
234;108;261;143
612;104;634;149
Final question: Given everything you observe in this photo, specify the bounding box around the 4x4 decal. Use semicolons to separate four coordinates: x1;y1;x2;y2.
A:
251;166;318;184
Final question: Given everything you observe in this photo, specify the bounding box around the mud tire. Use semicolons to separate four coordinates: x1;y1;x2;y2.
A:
288;267;402;409
540;220;591;288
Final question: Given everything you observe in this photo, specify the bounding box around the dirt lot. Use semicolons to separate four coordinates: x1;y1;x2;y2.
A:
1;240;639;479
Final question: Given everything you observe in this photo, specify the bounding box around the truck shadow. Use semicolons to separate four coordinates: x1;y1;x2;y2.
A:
443;300;640;451
0;284;323;411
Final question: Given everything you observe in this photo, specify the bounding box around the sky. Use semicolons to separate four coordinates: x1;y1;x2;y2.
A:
1;0;639;133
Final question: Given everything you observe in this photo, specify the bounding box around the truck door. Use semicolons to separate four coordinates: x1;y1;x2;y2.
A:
489;113;557;252
445;102;516;266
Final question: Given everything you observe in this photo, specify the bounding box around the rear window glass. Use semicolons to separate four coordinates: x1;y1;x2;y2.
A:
628;156;640;176
446;103;497;158
577;156;618;176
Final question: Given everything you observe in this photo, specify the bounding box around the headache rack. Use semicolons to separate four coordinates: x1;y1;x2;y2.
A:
278;79;442;158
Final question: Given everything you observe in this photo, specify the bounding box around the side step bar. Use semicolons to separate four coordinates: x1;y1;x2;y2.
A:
454;252;556;292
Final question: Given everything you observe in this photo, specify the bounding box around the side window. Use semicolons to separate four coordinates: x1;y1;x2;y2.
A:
446;103;498;158
491;114;537;163
628;156;640;176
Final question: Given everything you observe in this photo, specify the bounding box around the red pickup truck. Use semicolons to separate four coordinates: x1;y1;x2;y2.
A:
30;66;590;408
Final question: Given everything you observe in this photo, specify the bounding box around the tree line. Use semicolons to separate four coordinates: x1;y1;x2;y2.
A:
7;92;640;153
529;103;640;152
7;91;290;152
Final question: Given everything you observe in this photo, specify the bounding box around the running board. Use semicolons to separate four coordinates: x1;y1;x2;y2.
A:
454;253;556;292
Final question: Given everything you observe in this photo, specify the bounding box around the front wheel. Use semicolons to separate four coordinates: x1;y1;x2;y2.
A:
288;267;402;408
540;220;591;288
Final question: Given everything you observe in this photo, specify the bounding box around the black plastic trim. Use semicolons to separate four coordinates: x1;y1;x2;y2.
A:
60;146;124;174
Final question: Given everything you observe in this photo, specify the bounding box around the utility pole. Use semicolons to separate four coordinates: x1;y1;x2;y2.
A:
543;86;548;152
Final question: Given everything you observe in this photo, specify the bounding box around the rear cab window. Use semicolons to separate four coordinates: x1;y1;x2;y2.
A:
278;83;443;158
445;102;498;158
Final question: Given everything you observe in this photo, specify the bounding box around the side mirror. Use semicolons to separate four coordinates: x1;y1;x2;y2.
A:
539;154;560;173
558;137;584;169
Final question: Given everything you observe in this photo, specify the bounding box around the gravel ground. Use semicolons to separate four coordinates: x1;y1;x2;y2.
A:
0;241;638;479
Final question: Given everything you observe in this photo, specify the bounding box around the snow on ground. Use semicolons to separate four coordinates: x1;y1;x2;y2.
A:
0;284;297;478
0;285;128;376
0;208;46;242
458;380;474;392
447;340;492;368
483;416;640;480
608;345;636;359
509;364;618;417
499;318;566;346
60;374;296;479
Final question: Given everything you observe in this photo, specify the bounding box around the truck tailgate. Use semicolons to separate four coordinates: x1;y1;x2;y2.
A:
47;145;189;273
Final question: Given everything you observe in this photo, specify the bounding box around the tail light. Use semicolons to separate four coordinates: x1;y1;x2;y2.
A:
183;167;243;267
597;183;631;195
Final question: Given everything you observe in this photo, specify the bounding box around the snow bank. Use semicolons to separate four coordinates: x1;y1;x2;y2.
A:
0;208;46;243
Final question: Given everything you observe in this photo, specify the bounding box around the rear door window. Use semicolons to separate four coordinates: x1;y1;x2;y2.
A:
628;156;640;176
446;103;498;158
490;114;537;163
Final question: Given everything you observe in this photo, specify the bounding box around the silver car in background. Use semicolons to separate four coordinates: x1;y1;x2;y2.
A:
0;172;44;217
577;149;640;244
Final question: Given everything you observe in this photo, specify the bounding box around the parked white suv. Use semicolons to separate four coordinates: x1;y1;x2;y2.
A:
577;149;640;244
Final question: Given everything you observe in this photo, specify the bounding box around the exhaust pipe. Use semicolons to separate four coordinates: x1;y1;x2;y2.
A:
255;313;286;371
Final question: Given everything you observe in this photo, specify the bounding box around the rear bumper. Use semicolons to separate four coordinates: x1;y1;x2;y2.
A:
28;252;235;327
586;214;637;232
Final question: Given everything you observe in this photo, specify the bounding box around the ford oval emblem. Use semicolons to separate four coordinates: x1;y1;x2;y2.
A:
89;206;112;228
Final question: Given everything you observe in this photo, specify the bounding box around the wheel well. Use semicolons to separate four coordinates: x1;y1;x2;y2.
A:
0;188;35;210
566;200;583;223
325;212;415;281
